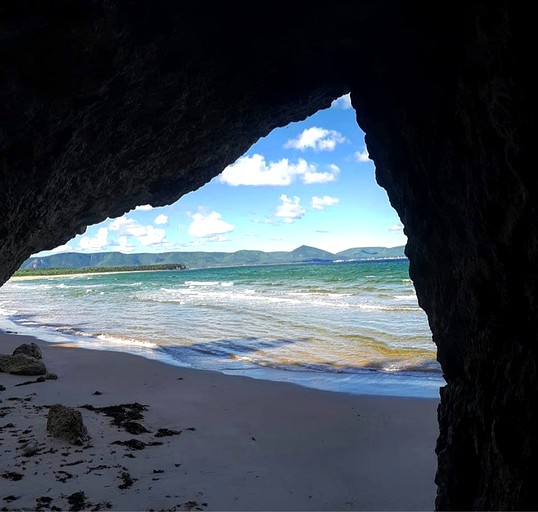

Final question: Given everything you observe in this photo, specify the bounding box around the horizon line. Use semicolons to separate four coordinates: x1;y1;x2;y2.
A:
30;244;407;258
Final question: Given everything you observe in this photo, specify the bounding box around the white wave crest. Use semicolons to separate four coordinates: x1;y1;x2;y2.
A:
96;333;158;349
393;293;417;300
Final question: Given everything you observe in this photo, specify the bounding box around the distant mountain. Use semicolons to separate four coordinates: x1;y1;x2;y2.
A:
335;246;406;260
20;245;406;271
289;245;336;262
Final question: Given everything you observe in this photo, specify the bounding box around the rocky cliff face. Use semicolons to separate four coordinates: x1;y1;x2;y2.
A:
351;7;534;509
0;2;532;509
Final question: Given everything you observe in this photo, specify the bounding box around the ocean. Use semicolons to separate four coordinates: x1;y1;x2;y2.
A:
0;259;444;398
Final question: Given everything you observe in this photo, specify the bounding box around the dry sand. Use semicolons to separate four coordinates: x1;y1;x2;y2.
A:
1;331;440;511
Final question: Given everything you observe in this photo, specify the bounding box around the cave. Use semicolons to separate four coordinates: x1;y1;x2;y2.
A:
0;3;532;510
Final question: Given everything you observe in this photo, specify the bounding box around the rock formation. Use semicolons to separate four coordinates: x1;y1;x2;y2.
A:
46;404;90;445
13;342;43;360
0;2;532;509
0;353;47;376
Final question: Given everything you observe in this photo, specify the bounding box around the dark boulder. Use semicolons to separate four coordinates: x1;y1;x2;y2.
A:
13;342;42;359
0;353;47;375
46;404;89;445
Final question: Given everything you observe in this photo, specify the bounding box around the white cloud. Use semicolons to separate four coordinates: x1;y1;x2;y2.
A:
311;195;340;210
48;243;73;254
219;154;315;186
138;225;167;246
284;127;346;152
109;217;144;236
330;93;352;110
135;204;153;211
108;216;167;246
188;211;235;239
117;236;135;251
207;235;229;243
219;154;340;187
328;163;340;173
78;227;109;250
389;223;404;232
154;214;168;225
275;194;305;224
355;146;371;162
108;235;136;253
303;164;340;184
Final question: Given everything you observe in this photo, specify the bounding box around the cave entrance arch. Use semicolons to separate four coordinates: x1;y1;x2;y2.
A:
4;95;440;398
0;95;442;508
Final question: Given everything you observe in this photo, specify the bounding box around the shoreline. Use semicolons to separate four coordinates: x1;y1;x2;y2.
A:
0;315;444;399
9;269;178;281
1;329;440;511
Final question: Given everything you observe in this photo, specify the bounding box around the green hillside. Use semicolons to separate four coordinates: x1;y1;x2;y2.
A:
289;245;336;262
335;246;406;260
19;245;406;272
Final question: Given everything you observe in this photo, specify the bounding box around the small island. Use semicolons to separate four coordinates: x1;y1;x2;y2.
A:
13;263;187;277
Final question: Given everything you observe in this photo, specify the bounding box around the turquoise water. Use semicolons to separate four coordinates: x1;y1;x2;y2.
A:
0;259;444;397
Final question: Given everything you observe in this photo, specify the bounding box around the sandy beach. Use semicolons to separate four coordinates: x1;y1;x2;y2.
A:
1;330;440;511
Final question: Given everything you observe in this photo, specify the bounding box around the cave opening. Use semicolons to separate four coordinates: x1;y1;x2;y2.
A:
0;90;444;509
1;95;442;399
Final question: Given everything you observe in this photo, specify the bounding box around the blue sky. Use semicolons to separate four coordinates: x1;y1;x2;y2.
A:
35;94;406;257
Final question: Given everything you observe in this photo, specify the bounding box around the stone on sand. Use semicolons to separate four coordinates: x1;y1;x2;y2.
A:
47;404;90;445
13;342;42;359
0;353;47;375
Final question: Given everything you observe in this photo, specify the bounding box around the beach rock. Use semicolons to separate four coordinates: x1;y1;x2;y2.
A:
46;404;89;445
13;342;42;360
0;354;47;376
0;354;12;372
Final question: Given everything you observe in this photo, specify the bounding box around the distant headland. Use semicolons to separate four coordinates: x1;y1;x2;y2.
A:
16;245;406;276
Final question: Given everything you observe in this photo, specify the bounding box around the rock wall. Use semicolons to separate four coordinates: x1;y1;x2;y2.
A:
0;2;532;509
0;1;360;283
351;6;534;510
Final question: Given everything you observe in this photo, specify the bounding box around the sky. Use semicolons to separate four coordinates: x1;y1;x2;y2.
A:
35;94;407;257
